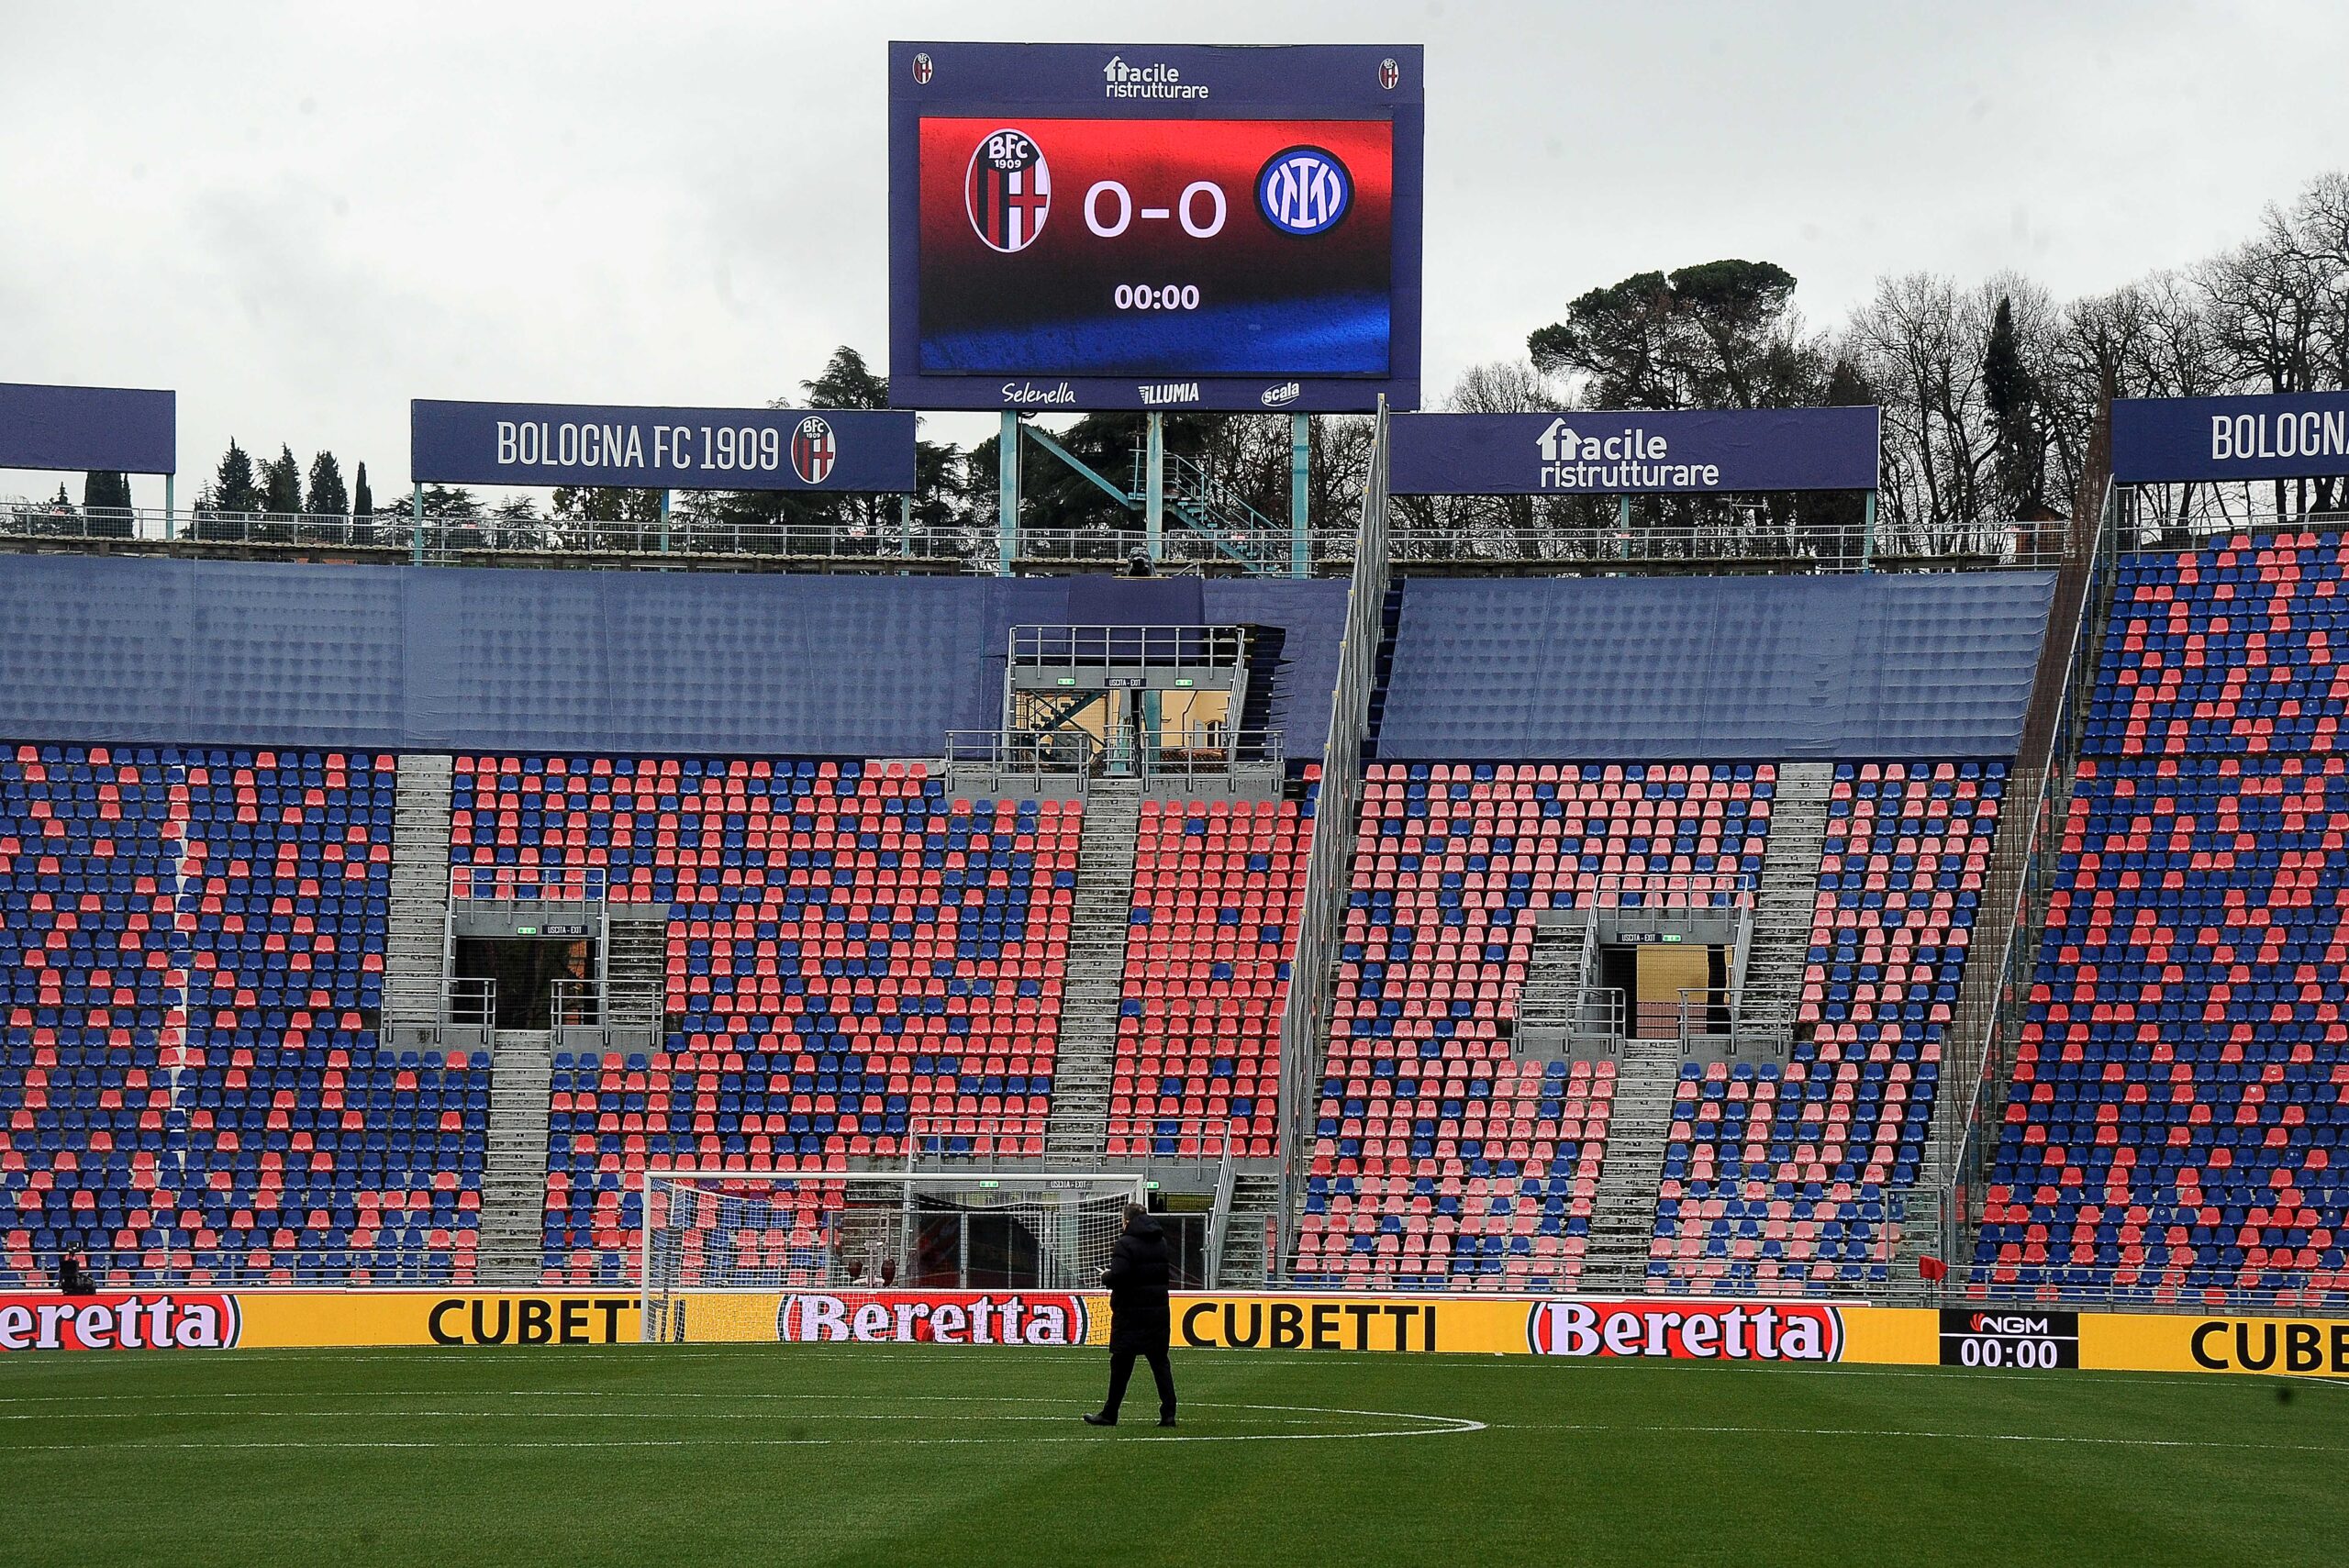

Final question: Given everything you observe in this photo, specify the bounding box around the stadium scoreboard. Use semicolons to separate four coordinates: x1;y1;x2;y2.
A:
888;42;1423;412
1939;1307;2080;1370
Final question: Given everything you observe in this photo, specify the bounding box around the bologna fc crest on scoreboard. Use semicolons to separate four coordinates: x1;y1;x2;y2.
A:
789;415;838;484
965;128;1052;254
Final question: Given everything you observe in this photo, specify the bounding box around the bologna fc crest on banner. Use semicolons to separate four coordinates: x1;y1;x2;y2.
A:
911;52;933;85
790;416;837;484
965;128;1052;253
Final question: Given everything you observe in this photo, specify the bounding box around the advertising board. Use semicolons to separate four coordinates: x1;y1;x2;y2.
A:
408;400;916;492
1388;407;1882;495
0;382;176;474
2112;392;2349;485
888;42;1423;412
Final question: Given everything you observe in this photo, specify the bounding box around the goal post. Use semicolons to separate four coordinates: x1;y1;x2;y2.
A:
638;1169;1148;1344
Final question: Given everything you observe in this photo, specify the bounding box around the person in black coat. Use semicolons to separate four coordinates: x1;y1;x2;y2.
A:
1084;1205;1177;1428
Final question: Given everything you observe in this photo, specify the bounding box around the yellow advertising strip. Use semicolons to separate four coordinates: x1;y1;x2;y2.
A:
4;1287;2344;1379
2082;1312;2349;1380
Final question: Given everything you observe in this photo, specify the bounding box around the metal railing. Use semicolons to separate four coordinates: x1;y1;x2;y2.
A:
1008;623;1252;672
942;728;1096;797
1136;726;1284;782
1274;400;1392;1274
0;500;2087;575
1586;871;1756;910
450;864;607;905
1929;478;2119;1270
551;978;663;1029
443;977;497;1029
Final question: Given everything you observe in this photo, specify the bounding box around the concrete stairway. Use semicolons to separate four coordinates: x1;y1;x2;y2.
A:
474;1028;555;1286
384;753;453;1027
1577;1036;1686;1292
603;908;671;1029
1042;779;1142;1162
1215;1171;1285;1285
1738;761;1835;1030
1515;908;1593;1042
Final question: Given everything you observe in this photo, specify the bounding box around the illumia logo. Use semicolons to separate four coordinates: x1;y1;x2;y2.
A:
1103;54;1208;100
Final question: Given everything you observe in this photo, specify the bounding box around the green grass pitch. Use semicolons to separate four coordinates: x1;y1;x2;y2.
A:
1;1343;2341;1567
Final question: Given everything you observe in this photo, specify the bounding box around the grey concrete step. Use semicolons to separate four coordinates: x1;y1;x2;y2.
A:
1042;781;1142;1161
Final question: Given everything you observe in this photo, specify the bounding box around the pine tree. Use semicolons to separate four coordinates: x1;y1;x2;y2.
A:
261;445;303;515
212;439;262;514
81;471;132;536
306;450;349;517
352;462;373;518
1984;296;2044;520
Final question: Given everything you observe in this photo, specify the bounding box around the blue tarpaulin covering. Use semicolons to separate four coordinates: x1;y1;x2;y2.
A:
1372;573;2054;761
0;558;1348;758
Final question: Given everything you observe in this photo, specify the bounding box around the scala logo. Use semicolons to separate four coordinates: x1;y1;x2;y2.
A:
911;52;934;85
776;1292;1090;1346
0;1293;241;1352
791;415;838;484
1261;382;1302;408
965;128;1051;254
1527;1299;1844;1362
1256;147;1353;238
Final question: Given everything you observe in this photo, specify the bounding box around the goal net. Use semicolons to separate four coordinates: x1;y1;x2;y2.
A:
639;1169;1146;1344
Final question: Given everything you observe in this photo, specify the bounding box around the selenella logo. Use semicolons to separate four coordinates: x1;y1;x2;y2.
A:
1104;54;1208;100
1001;381;1075;406
1261;382;1302;408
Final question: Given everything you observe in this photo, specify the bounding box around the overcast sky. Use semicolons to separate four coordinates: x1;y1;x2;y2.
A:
5;0;2344;506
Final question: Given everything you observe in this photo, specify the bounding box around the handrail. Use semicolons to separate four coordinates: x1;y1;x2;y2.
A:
1275;400;1392;1275
1931;475;2121;1272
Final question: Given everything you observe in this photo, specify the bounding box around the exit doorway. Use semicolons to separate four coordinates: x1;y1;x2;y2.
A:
453;937;592;1030
1597;940;1730;1039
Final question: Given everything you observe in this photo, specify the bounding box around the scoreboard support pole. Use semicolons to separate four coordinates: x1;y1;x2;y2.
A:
412;483;426;565
1861;489;1878;573
162;474;175;542
659;489;672;556
1289;414;1310;578
1144;413;1165;564
996;412;1020;576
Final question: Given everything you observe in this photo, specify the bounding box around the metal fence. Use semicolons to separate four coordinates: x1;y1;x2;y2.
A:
2;499;2079;574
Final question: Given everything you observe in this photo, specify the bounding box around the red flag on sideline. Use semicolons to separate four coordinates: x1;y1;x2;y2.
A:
1918;1255;1949;1282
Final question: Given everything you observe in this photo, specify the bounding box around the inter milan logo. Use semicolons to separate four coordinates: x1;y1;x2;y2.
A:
1379;57;1400;90
791;416;837;484
1255;146;1352;237
965;128;1051;253
911;52;933;85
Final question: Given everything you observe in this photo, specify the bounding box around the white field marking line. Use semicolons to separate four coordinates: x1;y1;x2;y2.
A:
1483;1422;2343;1454
0;1391;1486;1449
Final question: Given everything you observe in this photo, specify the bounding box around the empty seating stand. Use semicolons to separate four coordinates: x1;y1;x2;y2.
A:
1109;784;1314;1161
1294;762;1772;1291
446;755;1079;1284
2;745;475;1285
1981;532;2349;1307
1651;762;2004;1293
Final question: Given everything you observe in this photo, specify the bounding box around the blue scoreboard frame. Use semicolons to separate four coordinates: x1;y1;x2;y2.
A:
887;41;1424;414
